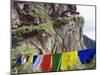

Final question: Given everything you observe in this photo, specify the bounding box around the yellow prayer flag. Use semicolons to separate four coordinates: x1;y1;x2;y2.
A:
28;54;33;63
60;51;78;71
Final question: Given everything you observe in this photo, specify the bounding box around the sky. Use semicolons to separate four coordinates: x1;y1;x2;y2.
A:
77;5;95;40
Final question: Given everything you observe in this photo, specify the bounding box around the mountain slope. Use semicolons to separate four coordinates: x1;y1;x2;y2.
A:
83;35;96;49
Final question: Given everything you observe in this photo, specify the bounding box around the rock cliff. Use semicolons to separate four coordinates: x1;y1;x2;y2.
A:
12;1;86;55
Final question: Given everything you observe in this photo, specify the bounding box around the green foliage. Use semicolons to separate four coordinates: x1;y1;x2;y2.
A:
53;17;70;28
12;43;39;55
39;21;55;35
32;6;50;22
12;21;55;41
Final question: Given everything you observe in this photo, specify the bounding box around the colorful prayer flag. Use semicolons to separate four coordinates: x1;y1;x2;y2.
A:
16;54;27;64
32;55;43;71
21;54;27;64
52;53;62;71
16;55;21;64
60;51;78;70
78;48;96;64
28;54;33;63
40;54;52;72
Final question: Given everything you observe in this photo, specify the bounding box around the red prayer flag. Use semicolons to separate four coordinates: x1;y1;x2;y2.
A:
40;54;52;72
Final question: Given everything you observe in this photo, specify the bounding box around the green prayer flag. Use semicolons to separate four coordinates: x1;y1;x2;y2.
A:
52;53;62;71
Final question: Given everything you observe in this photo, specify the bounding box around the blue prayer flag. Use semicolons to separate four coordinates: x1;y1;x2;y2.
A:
16;55;21;64
78;48;96;64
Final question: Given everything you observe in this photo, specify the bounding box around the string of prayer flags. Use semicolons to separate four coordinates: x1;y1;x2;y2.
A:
16;48;96;72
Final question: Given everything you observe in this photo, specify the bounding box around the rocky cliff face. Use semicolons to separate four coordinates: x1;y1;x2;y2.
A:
11;1;86;55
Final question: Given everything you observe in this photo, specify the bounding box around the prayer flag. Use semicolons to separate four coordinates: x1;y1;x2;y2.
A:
60;51;78;70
